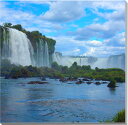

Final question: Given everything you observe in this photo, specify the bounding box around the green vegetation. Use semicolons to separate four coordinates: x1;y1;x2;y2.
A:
104;110;125;123
101;110;125;123
0;59;125;82
0;59;64;79
112;109;125;122
51;62;125;82
0;26;9;50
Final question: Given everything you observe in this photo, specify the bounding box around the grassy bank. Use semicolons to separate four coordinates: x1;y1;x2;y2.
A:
112;109;125;122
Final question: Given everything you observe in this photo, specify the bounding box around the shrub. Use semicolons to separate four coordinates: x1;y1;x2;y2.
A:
112;110;125;122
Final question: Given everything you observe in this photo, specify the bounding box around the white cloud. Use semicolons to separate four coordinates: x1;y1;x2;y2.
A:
105;32;125;46
69;19;125;40
0;1;125;58
93;7;125;21
50;34;125;57
73;39;103;47
82;46;125;57
62;48;80;56
41;1;86;23
83;47;96;56
91;1;125;11
0;2;36;26
88;40;102;46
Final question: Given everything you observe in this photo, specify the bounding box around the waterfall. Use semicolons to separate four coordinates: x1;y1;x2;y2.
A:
107;54;125;69
1;28;34;66
1;27;124;69
1;27;51;67
44;40;50;67
53;52;97;67
53;52;80;67
35;39;50;67
53;52;125;70
91;58;108;69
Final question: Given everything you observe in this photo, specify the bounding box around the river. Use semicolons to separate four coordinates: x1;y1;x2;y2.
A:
0;77;125;123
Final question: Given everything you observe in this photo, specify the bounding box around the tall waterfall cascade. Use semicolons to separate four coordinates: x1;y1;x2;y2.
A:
35;39;50;67
1;28;34;66
53;52;125;70
1;27;50;67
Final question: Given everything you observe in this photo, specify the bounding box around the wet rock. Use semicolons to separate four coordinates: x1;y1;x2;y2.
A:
86;81;92;84
76;80;83;84
41;77;46;81
102;81;108;84
5;75;10;79
5;75;18;79
82;78;91;81
59;78;66;82
27;81;48;84
67;77;77;81
107;80;116;88
95;82;101;85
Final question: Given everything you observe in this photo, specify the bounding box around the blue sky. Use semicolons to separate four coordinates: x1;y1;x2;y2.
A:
0;0;125;57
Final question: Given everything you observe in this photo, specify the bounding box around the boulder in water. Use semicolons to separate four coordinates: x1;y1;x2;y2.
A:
102;81;108;84
82;78;91;81
27;81;48;84
76;80;83;84
95;82;101;85
59;78;66;82
107;80;116;88
86;81;92;84
41;77;46;81
5;75;10;79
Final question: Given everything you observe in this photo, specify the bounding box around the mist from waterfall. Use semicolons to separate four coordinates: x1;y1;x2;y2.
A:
53;52;97;67
53;52;125;70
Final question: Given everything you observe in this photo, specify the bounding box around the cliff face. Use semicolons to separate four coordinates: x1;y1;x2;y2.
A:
0;25;56;67
0;26;6;48
0;26;9;58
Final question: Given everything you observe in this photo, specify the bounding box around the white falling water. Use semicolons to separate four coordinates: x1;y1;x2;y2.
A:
53;52;125;70
1;27;51;67
2;28;34;66
44;40;50;67
53;52;80;67
36;39;50;67
91;58;108;69
53;52;97;67
107;54;125;69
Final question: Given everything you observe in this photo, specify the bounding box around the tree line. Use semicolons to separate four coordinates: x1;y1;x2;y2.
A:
0;59;125;82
